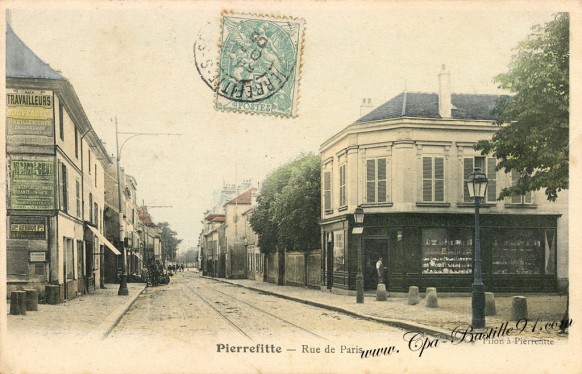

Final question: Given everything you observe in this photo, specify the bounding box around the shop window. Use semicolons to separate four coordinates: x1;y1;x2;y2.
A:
366;158;387;203
510;172;533;204
422;228;473;274
422;157;444;202
333;231;345;271
464;157;497;202
65;237;74;280
323;171;332;211
492;229;544;274
77;240;84;278
339;164;346;207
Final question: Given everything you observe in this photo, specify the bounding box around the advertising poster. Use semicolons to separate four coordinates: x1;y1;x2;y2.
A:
0;1;580;374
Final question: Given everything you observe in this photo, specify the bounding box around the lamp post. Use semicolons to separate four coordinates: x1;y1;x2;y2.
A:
114;117;181;296
353;206;365;303
466;167;488;328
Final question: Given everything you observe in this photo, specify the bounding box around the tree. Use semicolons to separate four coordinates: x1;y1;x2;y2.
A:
157;222;182;261
250;154;321;253
476;13;569;201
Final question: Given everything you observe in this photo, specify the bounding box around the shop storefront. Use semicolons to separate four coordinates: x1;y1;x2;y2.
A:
322;212;559;293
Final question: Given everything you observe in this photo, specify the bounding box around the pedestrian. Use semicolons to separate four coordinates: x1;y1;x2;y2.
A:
376;257;384;284
181;264;184;272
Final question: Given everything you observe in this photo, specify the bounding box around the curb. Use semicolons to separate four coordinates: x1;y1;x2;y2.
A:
85;284;148;340
205;277;452;340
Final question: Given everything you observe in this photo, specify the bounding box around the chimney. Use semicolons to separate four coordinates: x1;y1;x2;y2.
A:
360;98;373;117
438;65;452;118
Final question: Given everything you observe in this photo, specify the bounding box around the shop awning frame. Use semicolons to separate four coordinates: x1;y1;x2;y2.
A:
87;225;121;255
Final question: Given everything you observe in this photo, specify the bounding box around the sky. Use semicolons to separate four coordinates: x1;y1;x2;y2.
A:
5;1;564;251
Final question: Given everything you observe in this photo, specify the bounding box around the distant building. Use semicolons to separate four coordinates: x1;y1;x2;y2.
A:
6;24;115;300
319;67;568;293
223;187;258;279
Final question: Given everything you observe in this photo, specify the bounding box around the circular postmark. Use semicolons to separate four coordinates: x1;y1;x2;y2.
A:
217;18;296;103
194;18;296;104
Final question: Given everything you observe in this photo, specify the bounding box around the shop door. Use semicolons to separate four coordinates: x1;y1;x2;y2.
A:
363;239;389;290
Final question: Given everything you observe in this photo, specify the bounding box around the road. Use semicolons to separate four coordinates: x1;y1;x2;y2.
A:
109;271;406;348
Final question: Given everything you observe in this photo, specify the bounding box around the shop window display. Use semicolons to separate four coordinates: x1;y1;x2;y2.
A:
492;229;548;275
422;228;473;274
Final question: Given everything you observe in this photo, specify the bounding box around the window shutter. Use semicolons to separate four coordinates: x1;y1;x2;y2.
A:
422;157;432;202
486;158;497;202
366;160;376;203
463;158;474;202
324;171;331;210
377;158;387;203
434;157;444;201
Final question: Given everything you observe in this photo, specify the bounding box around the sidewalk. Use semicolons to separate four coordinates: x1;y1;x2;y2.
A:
6;282;146;340
206;276;569;340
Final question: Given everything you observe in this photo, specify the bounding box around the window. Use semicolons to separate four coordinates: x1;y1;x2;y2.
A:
89;193;93;223
463;157;497;202
65;237;74;280
59;103;64;141
94;203;99;227
333;231;345;271
77;240;84;278
323;171;332;211
511;172;533;204
60;163;68;212
491;229;544;274
422;228;473;274
366;158;387;203
94;164;97;187
74;127;79;158
75;180;81;217
88;150;92;174
422;157;444;202
339;164;346;207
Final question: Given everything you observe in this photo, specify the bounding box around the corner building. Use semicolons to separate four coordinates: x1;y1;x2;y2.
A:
6;24;115;300
319;68;568;293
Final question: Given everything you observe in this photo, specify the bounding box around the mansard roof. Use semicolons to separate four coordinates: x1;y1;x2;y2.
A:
356;92;508;123
6;23;66;80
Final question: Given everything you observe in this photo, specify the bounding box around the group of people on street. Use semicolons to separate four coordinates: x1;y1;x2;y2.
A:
168;264;185;273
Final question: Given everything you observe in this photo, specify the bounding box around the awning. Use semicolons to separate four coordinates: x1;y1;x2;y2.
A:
87;225;121;255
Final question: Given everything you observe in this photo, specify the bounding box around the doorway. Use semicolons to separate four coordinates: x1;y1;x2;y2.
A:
363;238;389;289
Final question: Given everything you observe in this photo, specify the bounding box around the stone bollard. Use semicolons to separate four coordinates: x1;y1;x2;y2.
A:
484;292;496;316
511;296;528;320
376;283;387;301
45;285;60;305
10;291;27;315
407;286;420;305
24;289;39;311
425;287;438;308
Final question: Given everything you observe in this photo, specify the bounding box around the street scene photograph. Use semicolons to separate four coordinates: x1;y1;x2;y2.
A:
1;1;580;373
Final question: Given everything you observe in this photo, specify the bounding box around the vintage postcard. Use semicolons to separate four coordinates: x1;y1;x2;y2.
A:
1;1;580;373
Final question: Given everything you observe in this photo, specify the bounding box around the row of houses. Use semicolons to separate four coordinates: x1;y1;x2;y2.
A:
5;24;163;301
198;181;265;281
200;67;568;294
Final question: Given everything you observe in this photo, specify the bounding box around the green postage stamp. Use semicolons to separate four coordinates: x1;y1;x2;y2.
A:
215;12;305;117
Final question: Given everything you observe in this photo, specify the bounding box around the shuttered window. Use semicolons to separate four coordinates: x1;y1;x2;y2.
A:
339;164;346;207
366;158;387;203
464;157;497;202
511;172;533;204
323;171;332;211
423;157;445;202
59;163;68;212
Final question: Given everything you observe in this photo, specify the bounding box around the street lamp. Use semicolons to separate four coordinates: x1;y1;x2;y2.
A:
114;117;181;296
466;167;488;328
353;205;365;303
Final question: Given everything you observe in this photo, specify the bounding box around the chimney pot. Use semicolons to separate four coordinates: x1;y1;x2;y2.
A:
438;66;452;118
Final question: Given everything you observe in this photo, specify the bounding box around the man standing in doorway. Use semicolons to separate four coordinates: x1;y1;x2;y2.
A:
376;257;384;284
